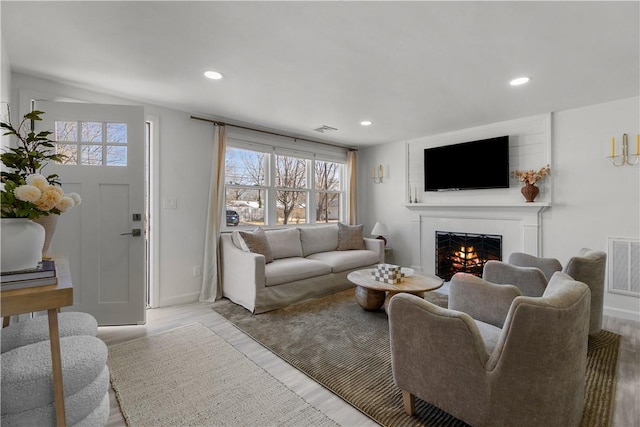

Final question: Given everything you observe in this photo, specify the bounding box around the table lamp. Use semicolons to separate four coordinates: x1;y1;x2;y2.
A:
371;221;389;246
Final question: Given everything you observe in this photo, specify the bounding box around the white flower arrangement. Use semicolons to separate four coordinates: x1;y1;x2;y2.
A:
4;173;81;218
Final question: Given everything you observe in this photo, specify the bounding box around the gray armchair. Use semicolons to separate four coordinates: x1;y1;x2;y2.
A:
564;249;607;335
388;272;591;427
508;252;563;281
487;249;606;335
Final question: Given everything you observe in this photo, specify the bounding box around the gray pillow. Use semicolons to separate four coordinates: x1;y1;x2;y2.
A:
336;223;365;251
265;228;303;259
238;227;274;263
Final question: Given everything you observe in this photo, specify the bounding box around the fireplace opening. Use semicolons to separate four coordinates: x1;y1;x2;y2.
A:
436;231;502;281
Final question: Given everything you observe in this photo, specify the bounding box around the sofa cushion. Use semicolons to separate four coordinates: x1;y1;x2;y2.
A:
336;223;365;250
306;250;380;273
265;257;332;287
236;227;273;263
299;225;338;257
265;228;303;259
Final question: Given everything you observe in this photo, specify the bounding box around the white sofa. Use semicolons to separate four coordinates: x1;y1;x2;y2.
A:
220;224;384;313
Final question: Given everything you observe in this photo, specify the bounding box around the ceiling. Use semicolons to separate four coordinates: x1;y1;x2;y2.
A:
2;1;639;148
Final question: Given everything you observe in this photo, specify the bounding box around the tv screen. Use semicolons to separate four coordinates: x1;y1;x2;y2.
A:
424;136;509;191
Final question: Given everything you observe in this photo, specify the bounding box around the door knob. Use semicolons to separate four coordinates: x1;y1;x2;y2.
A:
120;229;142;236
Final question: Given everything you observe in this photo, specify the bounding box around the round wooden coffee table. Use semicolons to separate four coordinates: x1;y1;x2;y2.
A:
347;268;444;311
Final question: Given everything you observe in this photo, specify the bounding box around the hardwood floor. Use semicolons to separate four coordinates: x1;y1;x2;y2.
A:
100;296;639;427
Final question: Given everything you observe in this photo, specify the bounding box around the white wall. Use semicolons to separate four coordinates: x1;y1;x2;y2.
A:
11;73;213;307
1;37;12;119
360;96;640;321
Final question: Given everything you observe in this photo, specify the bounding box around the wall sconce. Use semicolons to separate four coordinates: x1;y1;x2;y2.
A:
609;134;639;166
371;221;389;246
372;164;384;184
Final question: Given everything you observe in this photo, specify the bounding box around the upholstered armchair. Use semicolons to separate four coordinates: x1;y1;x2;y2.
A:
487;249;606;335
507;252;563;281
564;249;607;335
388;272;591;427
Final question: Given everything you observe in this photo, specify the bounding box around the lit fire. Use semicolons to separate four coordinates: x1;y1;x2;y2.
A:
451;245;483;269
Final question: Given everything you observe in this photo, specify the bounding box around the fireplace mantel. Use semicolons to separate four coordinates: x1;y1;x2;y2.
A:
404;202;549;210
406;202;551;275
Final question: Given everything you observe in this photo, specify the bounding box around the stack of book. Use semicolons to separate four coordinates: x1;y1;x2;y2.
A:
0;260;57;291
371;263;405;284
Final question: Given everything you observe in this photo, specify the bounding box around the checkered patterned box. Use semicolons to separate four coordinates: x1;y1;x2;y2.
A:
372;264;405;284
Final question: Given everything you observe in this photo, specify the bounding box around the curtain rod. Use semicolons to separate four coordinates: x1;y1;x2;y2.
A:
190;115;356;151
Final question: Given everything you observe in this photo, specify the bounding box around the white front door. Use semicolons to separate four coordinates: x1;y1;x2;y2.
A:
35;101;146;325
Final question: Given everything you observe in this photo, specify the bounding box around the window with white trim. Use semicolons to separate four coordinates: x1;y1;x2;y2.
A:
224;143;345;229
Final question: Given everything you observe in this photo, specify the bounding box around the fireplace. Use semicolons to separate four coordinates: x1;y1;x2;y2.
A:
436;231;502;281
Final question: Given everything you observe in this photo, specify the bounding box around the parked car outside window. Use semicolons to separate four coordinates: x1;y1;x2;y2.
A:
226;210;239;226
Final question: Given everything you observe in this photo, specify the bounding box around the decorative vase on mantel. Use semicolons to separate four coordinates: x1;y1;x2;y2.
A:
521;183;539;203
33;214;59;258
0;218;46;272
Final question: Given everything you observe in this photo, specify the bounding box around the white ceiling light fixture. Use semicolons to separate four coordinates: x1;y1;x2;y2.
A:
204;70;223;80
360;120;373;126
510;76;531;86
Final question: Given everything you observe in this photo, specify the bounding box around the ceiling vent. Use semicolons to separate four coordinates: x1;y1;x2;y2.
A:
313;125;338;133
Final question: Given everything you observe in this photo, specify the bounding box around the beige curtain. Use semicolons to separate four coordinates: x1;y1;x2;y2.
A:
346;149;357;225
200;125;226;302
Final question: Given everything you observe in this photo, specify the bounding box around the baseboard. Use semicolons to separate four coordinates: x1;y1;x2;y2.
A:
603;305;640;323
158;291;201;308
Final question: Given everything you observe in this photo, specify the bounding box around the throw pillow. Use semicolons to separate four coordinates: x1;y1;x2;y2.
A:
237;227;274;263
336;223;366;251
265;228;303;259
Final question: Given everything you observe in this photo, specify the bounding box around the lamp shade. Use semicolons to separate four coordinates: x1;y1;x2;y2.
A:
371;221;389;236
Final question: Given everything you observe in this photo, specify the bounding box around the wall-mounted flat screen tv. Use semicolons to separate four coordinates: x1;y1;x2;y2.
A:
424;136;509;191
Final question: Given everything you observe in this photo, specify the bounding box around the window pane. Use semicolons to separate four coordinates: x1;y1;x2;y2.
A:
225;147;266;186
276;190;306;225
56;144;78;164
81;145;103;165
81;122;103;142
106;145;127;166
316;192;340;223
275;155;307;189
106;123;127;144
55;121;77;142
226;188;265;226
315;161;341;190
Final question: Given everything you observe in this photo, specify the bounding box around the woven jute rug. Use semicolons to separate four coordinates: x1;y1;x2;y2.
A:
107;323;338;427
213;288;620;427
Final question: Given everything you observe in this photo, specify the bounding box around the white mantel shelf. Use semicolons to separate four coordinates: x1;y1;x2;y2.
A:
404;202;550;210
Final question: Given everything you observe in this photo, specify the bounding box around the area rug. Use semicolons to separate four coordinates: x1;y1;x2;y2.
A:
107;323;338;427
213;289;620;427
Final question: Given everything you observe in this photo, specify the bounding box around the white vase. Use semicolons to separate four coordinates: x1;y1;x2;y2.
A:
1;218;46;272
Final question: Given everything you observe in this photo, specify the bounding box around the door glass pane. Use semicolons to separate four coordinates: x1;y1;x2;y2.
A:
106;146;127;166
81;145;103;165
276;190;306;225
106;123;127;144
54;121;77;141
56;144;78;164
81;122;102;142
225;147;266;186
316;192;340;223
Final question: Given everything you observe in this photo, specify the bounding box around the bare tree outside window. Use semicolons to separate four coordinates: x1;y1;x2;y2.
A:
315;160;341;222
275;154;307;224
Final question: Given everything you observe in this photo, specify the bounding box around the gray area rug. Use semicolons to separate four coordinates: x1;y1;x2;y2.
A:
108;323;337;427
213;288;619;427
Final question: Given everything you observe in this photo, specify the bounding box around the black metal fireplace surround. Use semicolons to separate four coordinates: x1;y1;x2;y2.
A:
436;231;502;281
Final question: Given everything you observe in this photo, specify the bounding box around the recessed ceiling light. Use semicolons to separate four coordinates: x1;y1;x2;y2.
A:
510;76;531;86
204;70;223;80
360;120;373;126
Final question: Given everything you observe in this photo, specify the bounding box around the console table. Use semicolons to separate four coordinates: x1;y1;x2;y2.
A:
1;256;73;427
